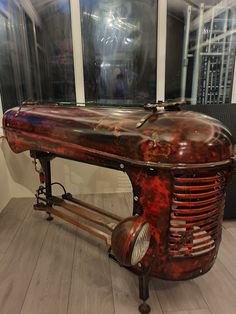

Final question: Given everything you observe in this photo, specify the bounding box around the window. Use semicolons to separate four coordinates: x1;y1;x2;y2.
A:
0;0;236;111
0;0;75;112
166;0;236;104
80;0;157;105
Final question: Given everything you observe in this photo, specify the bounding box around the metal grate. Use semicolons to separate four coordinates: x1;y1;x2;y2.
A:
168;170;227;257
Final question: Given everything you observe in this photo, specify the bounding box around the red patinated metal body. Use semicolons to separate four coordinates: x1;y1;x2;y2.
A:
3;104;235;280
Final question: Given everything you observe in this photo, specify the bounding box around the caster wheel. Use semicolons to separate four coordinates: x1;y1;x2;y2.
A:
46;214;54;221
139;303;151;314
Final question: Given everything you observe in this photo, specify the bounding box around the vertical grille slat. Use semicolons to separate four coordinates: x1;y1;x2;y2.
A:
168;169;227;258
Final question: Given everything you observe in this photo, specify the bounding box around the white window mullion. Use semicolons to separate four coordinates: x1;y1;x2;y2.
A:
156;0;167;102
0;93;3;136
70;0;85;105
232;56;236;103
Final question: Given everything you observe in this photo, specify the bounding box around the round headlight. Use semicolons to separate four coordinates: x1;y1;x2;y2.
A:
111;216;151;267
130;222;150;266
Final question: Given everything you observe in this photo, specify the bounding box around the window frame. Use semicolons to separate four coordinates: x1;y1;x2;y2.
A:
0;93;3;136
70;0;167;105
232;57;236;103
156;0;167;102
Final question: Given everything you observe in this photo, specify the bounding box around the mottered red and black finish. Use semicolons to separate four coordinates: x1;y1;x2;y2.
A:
3;104;235;280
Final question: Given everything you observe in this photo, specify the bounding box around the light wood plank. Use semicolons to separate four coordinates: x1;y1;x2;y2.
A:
164;310;211;314
152;279;208;313
1;195;236;314
111;260;163;314
227;226;236;240
218;228;236;281
222;219;236;230
102;193;131;217
0;209;49;314
67;194;115;314
195;259;236;314
20;220;76;314
124;192;133;216
0;198;32;254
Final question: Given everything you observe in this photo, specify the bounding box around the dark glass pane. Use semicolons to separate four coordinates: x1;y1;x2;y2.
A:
0;7;18;111
36;0;75;102
166;0;236;105
0;0;75;112
165;12;184;100
80;0;157;105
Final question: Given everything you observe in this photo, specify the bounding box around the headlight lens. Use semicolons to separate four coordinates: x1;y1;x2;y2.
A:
111;216;151;267
131;222;151;266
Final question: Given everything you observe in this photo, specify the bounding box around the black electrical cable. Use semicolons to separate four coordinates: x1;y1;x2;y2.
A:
51;182;67;195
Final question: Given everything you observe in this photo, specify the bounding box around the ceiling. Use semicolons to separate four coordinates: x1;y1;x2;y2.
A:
168;0;221;20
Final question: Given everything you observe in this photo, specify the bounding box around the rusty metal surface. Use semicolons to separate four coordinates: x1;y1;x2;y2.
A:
128;165;231;280
2;104;235;280
3;105;234;167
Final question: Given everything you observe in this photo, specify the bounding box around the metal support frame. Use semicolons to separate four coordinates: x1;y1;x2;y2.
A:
204;7;215;104
190;0;236;32
32;151;158;314
187;2;236;105
191;3;205;104
39;156;52;200
138;273;151;314
223;12;235;103
181;5;192;100
217;9;229;104
33;152;54;220
232;55;236;103
138;238;157;314
32;151;121;246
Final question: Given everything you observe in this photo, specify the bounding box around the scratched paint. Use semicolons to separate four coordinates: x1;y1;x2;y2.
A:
3;104;235;280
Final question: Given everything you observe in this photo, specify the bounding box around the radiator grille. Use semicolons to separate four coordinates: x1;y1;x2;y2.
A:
168;170;227;258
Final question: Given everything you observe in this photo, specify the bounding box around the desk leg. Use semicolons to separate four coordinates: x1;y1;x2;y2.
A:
38;154;54;221
139;272;151;314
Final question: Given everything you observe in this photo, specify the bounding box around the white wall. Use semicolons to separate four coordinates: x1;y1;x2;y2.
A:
0;95;12;211
0;102;131;214
0;138;132;200
0;140;12;211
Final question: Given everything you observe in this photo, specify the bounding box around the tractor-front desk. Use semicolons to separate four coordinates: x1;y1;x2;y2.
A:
2;103;235;313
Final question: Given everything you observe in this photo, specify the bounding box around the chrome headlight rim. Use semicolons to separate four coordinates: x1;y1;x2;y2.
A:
111;216;151;267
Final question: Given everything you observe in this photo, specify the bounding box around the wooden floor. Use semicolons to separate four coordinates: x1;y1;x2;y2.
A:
0;194;236;314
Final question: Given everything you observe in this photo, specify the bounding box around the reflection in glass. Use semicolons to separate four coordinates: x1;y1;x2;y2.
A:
167;0;236;105
80;0;157;104
0;0;75;112
35;0;75;102
165;5;184;100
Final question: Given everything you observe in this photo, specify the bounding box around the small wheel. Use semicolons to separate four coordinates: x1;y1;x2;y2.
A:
139;302;151;314
46;213;54;221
